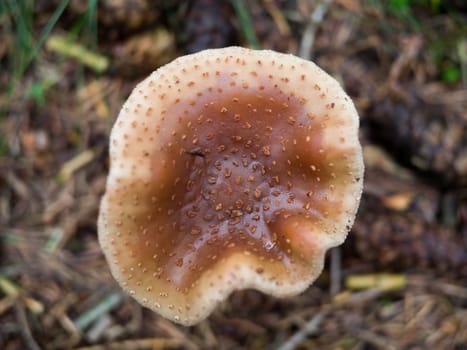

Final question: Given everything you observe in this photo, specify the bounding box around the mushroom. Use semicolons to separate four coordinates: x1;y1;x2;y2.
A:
98;47;364;325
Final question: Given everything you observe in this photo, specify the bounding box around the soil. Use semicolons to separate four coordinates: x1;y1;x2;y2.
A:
0;1;466;349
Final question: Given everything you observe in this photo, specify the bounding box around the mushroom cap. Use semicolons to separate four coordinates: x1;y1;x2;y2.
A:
98;47;364;325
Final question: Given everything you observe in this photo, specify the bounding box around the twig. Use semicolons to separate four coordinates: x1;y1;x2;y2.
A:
196;320;218;348
277;288;386;348
333;288;386;306
263;0;291;36
354;329;399;350
0;295;17;316
0;275;21;296
15;302;42;350
156;318;200;350
275;312;326;350
345;273;407;291
299;0;334;60
3;172;30;199
73;338;186;350
57;149;96;182
46;34;109;73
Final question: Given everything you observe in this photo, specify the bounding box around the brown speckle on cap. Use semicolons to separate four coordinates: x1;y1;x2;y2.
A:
98;47;364;326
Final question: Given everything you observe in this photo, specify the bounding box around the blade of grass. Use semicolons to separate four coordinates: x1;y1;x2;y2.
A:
4;0;34;80
230;0;260;49
18;0;70;79
2;0;70;105
73;292;123;332
84;0;98;48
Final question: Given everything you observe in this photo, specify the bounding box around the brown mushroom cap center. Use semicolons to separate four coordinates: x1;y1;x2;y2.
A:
129;79;338;290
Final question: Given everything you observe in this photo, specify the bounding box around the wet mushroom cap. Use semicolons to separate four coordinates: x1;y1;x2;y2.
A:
98;47;364;325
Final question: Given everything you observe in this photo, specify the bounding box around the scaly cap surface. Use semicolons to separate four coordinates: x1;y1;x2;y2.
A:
98;47;364;325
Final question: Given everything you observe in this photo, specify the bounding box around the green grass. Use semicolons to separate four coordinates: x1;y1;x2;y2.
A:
0;0;99;108
230;0;260;49
1;0;70;83
364;0;467;85
1;0;34;84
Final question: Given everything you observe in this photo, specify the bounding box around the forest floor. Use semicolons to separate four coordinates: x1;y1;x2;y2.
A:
0;1;466;349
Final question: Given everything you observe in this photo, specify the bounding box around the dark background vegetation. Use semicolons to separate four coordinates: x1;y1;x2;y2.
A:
0;0;466;349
